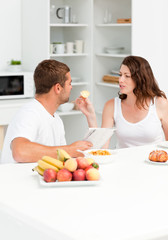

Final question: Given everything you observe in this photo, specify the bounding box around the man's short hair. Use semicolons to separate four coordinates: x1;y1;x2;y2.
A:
34;59;70;94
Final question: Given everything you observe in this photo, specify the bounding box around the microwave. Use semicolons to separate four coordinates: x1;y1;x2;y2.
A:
0;72;35;100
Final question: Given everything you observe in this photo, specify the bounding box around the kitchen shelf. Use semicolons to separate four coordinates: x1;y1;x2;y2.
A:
56;110;82;116
96;23;132;27
50;53;88;57
96;82;119;88
96;53;130;58
50;24;88;27
72;82;89;86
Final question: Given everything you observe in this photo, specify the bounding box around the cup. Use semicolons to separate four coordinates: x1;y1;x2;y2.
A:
74;40;84;53
50;44;55;54
71;14;78;24
66;42;74;54
55;43;65;54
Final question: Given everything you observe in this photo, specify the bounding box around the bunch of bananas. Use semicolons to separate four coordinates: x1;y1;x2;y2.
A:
33;149;71;176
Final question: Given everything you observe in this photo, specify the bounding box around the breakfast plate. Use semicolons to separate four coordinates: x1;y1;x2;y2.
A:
81;149;117;164
145;158;168;165
38;175;100;187
156;141;168;149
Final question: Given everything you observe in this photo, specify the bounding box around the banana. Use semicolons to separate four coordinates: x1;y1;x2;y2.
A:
37;159;59;172
42;156;64;169
57;149;71;162
32;166;44;176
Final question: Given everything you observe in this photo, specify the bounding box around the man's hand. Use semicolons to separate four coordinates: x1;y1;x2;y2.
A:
68;140;93;157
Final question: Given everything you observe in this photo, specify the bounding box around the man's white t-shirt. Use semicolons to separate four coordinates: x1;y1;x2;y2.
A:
1;99;66;163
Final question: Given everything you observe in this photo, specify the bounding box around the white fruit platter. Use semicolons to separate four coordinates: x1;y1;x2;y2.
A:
38;175;100;187
82;149;117;164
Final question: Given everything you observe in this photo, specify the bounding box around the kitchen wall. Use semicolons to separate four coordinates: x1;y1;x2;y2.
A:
0;0;21;71
132;0;168;95
0;0;168;95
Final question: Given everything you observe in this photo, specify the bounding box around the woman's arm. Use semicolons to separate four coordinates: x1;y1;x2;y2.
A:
156;97;168;140
75;97;97;127
101;99;115;148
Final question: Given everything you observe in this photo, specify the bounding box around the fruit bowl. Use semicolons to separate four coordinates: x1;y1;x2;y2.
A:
38;175;100;187
57;102;74;112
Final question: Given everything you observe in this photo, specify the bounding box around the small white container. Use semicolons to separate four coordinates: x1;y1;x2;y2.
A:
104;47;124;54
7;65;22;72
57;102;74;112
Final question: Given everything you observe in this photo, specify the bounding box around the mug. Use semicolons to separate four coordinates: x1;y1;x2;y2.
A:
74;40;84;53
54;43;65;54
66;42;74;54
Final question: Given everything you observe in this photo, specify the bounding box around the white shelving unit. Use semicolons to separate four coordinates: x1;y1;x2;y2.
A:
50;24;88;27
50;53;88;57
22;0;131;145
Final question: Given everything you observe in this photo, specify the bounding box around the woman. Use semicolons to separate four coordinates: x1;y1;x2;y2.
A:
76;56;168;148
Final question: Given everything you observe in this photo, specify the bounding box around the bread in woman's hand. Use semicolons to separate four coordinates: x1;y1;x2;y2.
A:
149;150;168;162
80;90;90;99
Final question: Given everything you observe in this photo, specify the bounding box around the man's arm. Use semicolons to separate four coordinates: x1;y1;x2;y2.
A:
12;137;93;163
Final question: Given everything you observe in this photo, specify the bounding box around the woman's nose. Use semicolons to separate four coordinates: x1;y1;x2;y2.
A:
119;76;124;83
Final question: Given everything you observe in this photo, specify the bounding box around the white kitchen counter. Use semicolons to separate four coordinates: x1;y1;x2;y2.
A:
0;98;33;150
0;144;168;240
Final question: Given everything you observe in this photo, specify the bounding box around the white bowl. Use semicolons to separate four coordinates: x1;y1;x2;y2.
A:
104;47;124;54
57;102;74;112
83;149;118;164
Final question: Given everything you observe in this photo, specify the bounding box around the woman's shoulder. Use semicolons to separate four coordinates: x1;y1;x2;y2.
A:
156;96;168;107
104;98;115;108
155;97;168;116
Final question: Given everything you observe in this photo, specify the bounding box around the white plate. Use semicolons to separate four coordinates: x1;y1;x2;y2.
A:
156;141;168;149
145;158;168;165
83;149;117;164
38;175;100;187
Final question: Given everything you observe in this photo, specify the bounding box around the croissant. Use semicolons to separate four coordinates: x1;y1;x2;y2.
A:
149;150;168;162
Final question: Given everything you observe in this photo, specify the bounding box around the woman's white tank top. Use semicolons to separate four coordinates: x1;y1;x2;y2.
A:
114;97;165;148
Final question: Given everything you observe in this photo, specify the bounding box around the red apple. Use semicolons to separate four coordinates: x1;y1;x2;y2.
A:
85;162;99;172
43;169;57;182
73;169;86;181
85;165;93;173
76;157;90;169
57;169;72;182
92;162;99;170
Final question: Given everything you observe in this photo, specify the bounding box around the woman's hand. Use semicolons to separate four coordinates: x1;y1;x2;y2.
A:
75;97;97;127
75;97;94;116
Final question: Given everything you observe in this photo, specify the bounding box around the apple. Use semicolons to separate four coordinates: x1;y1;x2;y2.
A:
76;157;90;169
43;169;57;182
73;169;86;181
92;162;99;170
57;169;72;182
85;165;93;173
86;158;95;165
64;158;77;172
86;168;100;181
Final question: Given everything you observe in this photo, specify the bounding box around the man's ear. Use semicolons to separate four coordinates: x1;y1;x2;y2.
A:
54;83;62;94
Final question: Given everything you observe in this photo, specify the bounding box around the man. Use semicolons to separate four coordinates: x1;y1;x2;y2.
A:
1;60;92;163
